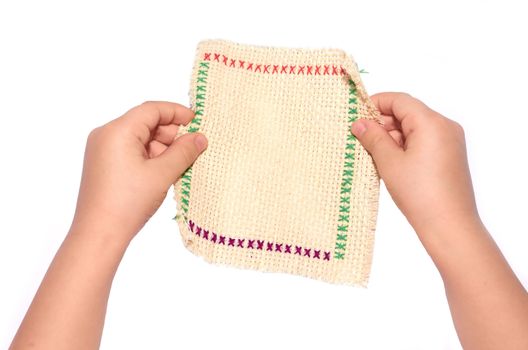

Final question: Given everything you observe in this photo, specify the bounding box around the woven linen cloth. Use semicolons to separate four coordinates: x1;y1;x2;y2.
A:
173;40;381;286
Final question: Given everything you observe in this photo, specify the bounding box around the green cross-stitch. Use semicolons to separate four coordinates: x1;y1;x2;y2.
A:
335;242;346;250
338;225;348;232
179;60;209;215
340;187;351;194
334;77;359;260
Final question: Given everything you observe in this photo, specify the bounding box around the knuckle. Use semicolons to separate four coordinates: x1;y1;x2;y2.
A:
140;100;161;112
87;127;101;142
178;143;196;165
453;121;465;139
393;92;413;104
141;100;156;107
87;122;119;145
452;121;464;133
369;132;385;150
443;118;464;135
434;117;465;140
397;92;412;99
136;101;158;114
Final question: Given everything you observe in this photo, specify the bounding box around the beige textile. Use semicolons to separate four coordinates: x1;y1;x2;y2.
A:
173;40;380;286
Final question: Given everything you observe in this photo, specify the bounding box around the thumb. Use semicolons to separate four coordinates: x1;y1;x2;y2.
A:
351;119;402;176
151;132;208;185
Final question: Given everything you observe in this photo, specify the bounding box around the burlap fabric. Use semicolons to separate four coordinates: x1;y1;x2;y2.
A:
174;40;380;286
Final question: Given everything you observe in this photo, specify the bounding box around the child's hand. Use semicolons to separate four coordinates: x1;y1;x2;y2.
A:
352;93;528;350
11;102;208;350
71;101;208;244
351;92;479;237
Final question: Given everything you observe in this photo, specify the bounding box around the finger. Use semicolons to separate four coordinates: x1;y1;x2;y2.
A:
388;130;404;147
370;93;433;133
118;101;195;144
150;133;208;185
381;115;401;131
154;124;179;145
148;140;168;158
351;119;403;178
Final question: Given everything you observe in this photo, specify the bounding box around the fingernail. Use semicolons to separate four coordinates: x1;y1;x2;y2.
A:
351;120;367;137
194;134;208;151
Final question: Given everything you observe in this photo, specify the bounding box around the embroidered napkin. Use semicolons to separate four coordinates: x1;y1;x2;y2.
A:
173;40;380;286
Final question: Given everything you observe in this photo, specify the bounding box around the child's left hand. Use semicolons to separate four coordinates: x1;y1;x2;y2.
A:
71;101;208;245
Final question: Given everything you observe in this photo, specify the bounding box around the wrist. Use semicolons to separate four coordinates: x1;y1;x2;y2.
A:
68;217;132;256
414;214;488;273
411;208;482;245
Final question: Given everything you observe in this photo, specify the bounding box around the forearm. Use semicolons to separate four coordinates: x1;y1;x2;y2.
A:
10;224;129;350
418;219;528;350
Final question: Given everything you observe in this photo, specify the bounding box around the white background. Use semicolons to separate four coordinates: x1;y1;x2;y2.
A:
1;1;527;349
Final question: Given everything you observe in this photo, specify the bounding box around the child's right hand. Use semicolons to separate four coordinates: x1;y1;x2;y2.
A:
352;92;481;239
